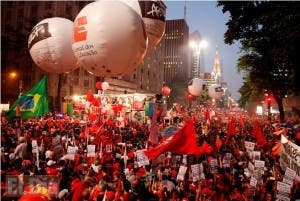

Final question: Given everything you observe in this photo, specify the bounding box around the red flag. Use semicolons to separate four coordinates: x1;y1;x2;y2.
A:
225;119;235;145
148;104;159;145
253;122;267;148
144;120;200;160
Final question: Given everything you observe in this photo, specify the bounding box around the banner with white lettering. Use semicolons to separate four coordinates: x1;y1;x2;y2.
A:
280;137;300;181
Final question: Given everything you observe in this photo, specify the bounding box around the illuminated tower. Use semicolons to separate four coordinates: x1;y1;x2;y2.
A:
211;46;221;84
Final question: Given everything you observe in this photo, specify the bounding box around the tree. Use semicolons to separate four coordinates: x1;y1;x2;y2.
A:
217;1;300;121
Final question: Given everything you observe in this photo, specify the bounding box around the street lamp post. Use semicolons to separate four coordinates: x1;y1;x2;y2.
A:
190;40;208;79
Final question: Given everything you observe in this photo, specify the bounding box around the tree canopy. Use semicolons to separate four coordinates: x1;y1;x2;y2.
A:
217;1;300;121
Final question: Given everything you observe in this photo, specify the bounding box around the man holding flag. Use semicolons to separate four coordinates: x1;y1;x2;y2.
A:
6;76;49;120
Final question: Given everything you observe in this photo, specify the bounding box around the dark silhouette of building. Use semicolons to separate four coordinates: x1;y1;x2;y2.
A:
164;19;189;83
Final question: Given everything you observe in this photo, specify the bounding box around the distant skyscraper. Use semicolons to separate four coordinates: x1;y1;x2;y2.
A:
164;19;189;83
189;31;206;79
211;47;222;84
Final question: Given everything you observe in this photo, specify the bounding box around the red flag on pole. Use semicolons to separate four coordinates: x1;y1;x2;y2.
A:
144;120;200;160
225;119;235;145
253;122;267;148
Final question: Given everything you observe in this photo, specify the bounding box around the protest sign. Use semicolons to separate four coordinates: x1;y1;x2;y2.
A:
254;160;265;168
280;137;300;181
87;145;96;157
250;177;257;187
177;166;187;181
136;149;150;167
191;164;200;182
277;181;291;194
66;146;77;160
245;141;255;151
210;159;219;174
32;140;38;153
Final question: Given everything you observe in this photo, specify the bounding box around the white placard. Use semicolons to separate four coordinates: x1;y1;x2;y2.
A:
66;146;77;160
283;178;294;186
245;141;255;151
32;140;38;153
277;181;291;194
210;159;219;173
250;177;257;187
191;164;200;182
284;167;296;181
276;193;290;201
136;149;150;167
254;160;265;168
87;145;96;157
177;166;187;181
252;151;261;161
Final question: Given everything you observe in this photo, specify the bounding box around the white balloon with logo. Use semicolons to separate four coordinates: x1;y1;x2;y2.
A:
72;1;147;77
188;78;204;96
28;17;78;74
208;84;223;99
106;0;166;50
139;0;166;49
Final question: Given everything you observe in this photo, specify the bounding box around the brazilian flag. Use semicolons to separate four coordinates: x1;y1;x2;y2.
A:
6;76;49;120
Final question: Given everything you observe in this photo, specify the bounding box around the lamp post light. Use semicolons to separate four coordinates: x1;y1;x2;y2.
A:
8;71;23;98
189;40;208;79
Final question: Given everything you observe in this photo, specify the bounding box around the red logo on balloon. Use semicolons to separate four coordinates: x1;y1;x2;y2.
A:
74;16;87;42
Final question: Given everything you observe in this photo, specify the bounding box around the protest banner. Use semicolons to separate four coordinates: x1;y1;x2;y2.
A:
280;137;300;181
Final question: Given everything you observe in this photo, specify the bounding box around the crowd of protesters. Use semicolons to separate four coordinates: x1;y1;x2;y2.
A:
1;106;300;201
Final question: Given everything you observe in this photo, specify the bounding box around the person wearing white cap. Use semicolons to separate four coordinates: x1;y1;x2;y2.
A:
14;137;27;159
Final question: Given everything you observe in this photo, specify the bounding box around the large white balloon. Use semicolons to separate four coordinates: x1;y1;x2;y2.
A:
188;78;204;96
28;17;78;74
72;1;147;77
139;0;166;49
107;0;165;50
208;84;223;99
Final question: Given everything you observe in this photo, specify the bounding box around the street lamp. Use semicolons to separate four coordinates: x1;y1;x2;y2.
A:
8;71;23;98
189;40;208;79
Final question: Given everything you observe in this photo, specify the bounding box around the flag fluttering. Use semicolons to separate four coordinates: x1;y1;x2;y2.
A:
144;120;200;160
6;76;49;120
225;119;235;145
253;122;267;148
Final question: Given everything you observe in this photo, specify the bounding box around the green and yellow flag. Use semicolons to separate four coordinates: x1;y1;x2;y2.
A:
6;76;49;120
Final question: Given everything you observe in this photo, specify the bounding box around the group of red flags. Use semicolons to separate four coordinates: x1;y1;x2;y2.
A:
144;116;268;160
